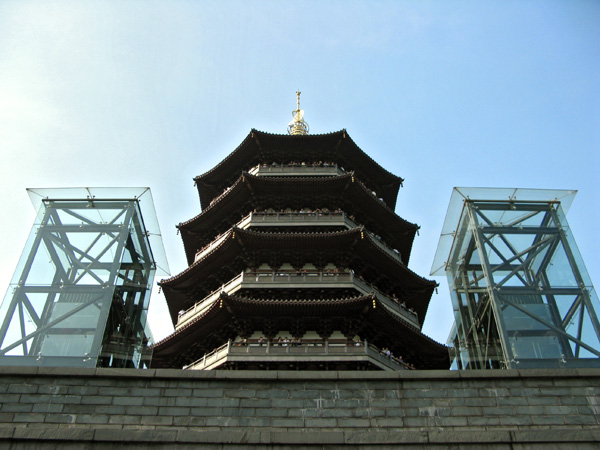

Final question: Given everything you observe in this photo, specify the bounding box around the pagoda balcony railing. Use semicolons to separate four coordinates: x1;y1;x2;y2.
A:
176;270;419;330
194;212;404;266
183;339;412;371
247;163;345;177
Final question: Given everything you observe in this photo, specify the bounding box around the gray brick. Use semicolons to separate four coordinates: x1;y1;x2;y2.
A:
37;385;69;395
67;386;99;396
81;395;113;405
446;388;478;398
271;398;303;408
481;406;514;416
305;418;337;427
371;417;404;427
514;405;547;415
540;387;572;396
226;389;256;398
401;398;434;408
130;387;161;397
577;405;596;415
206;397;240;407
192;388;224;398
467;416;501;426
257;408;288;417
434;416;468;427
527;396;559;406
12;413;46;423
478;387;510;397
109;414;142;424
140;416;173;426
7;384;37;394
0;413;15;422
125;406;159;416
75;414;110;424
95;428;177;442
0;394;20;403
319;408;353;418
205;416;240;427
531;415;566;425
560;396;589;405
239;398;271;408
238;417;272;427
386;407;406;418
162;388;192;397
497;396;528;406
174;396;207;407
173;416;206;427
564;414;598;425
500;415;532;426
95;405;126;415
32;403;64;413
189;407;222;416
337;417;371;427
510;387;540;396
543;405;578;415
464;397;497;407
113;396;144;406
44;413;77;424
271;418;305;427
451;406;482;416
354;407;386;417
256;389;289;399
223;407;255;417
369;398;402;408
143;396;176;407
1;403;32;413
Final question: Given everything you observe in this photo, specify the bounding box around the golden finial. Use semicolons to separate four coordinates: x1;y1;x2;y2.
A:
287;91;309;135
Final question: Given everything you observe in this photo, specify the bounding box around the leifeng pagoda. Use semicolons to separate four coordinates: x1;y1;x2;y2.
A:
152;93;449;371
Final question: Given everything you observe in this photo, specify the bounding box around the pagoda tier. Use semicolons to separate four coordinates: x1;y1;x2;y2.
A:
159;227;436;324
179;172;417;265
154;122;449;371
194;130;403;210
151;293;450;370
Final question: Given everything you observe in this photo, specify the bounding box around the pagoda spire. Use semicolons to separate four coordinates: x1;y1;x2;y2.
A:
287;91;310;135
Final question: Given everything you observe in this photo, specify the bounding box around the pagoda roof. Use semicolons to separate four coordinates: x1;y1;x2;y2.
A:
179;172;418;265
194;129;403;210
160;227;436;323
151;293;450;370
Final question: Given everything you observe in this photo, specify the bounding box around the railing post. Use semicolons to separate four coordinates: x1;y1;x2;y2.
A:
266;340;270;354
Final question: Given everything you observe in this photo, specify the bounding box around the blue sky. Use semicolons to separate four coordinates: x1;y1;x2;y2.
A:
0;1;598;344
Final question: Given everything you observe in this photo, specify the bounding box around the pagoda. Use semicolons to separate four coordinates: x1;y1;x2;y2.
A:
152;93;449;370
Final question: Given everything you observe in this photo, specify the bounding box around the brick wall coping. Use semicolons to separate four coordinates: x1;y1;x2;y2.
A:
0;365;599;380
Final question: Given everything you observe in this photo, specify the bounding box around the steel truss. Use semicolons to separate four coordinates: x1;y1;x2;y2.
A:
0;198;155;368
448;200;600;369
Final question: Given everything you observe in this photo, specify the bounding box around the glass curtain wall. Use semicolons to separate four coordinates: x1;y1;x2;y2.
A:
433;188;600;369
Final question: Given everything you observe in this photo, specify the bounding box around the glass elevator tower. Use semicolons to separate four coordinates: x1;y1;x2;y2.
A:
432;188;600;369
0;188;169;368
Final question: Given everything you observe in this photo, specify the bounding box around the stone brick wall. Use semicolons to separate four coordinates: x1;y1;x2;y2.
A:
0;366;599;448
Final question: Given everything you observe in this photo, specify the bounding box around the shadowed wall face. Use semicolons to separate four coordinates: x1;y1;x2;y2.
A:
0;367;599;448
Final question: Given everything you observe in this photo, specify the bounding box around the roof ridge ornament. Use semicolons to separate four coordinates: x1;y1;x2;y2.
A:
287;91;309;135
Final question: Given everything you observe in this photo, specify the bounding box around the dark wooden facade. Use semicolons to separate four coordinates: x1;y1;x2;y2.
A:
153;130;449;370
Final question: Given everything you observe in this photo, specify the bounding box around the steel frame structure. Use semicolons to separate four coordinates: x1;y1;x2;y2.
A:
444;197;600;369
0;195;156;368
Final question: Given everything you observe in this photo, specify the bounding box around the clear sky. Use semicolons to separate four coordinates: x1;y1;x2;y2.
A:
1;1;598;345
